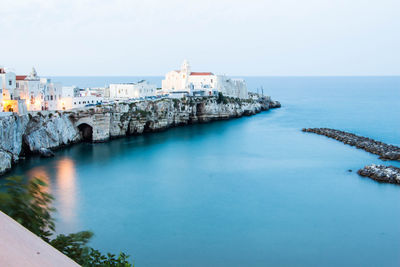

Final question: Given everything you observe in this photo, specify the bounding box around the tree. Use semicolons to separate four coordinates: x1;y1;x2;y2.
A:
0;176;134;267
0;177;55;242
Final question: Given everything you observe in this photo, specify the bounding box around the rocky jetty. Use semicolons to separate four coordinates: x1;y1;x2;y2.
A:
358;164;400;184
0;95;280;175
302;128;400;161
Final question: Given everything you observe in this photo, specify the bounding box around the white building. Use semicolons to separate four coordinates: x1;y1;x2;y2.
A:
59;86;104;110
40;78;62;111
58;96;103;110
80;87;106;98
109;80;156;99
14;67;64;111
0;67;17;111
162;60;248;99
2;66;105;112
0;67;31;114
15;68;43;111
61;86;80;98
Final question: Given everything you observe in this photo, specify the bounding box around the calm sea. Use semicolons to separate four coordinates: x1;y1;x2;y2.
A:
5;76;400;266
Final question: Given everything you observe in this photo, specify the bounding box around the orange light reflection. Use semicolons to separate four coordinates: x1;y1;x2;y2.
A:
55;158;77;225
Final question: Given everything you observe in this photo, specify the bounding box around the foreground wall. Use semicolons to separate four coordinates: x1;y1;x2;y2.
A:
0;96;280;175
0;211;79;267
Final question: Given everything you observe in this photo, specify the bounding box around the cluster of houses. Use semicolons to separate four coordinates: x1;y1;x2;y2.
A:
0;60;248;114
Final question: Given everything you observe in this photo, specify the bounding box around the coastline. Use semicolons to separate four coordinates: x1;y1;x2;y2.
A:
0;95;280;176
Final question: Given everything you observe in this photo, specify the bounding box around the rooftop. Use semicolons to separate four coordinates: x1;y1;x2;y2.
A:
190;72;214;76
16;75;27;80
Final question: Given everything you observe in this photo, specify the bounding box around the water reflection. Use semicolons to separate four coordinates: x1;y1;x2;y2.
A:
55;158;78;225
27;166;51;194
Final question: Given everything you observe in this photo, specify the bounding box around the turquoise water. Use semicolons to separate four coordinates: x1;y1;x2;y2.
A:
6;77;400;266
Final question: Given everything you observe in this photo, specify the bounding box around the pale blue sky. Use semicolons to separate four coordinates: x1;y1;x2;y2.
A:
0;0;399;76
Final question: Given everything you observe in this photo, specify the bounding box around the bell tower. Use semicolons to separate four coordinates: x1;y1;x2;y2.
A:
181;59;191;76
27;67;39;80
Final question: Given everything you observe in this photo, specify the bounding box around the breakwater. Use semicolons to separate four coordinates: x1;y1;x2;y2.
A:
358;165;400;184
302;127;400;185
0;96;280;175
302;128;400;161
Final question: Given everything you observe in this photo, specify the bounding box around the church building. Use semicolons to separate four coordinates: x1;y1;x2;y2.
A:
161;60;248;99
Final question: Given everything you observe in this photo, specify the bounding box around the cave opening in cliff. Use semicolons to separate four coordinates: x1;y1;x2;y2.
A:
78;123;93;142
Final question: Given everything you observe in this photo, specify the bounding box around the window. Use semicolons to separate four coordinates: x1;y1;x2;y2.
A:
79;102;81;104
51;95;53;100
74;102;76;105
9;80;12;86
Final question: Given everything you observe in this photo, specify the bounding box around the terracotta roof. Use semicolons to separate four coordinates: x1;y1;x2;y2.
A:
190;72;213;76
16;75;27;80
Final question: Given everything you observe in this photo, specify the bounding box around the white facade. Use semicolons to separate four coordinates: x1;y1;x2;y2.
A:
15;68;43;111
109;80;156;99
40;78;62;111
162;60;248;99
0;67;17;111
59;96;103;110
80;87;106;97
1;66;107;112
61;86;80;98
14;68;64;111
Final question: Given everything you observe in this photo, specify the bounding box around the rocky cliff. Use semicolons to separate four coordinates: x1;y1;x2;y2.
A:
0;96;280;175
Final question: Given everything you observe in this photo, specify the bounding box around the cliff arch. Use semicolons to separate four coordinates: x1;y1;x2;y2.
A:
77;123;93;142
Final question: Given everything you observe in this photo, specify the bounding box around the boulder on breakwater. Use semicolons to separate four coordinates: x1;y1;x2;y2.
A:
302;128;400;161
357;164;400;184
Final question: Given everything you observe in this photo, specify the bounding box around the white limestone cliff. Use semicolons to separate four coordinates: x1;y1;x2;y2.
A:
0;96;280;175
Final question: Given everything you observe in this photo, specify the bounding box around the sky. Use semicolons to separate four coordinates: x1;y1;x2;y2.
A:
0;0;399;76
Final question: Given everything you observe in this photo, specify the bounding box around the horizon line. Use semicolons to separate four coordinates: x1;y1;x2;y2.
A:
45;74;400;78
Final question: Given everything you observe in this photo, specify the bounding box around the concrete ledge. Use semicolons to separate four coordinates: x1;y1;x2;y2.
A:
0;211;79;267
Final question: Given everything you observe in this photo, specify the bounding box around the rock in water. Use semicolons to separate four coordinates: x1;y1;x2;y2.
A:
358;164;400;184
39;148;55;158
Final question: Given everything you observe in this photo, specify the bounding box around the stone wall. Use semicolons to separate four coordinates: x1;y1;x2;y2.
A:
0;96;280;175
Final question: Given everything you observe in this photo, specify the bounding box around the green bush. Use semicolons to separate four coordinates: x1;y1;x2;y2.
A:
172;98;180;109
134;109;150;117
217;92;228;104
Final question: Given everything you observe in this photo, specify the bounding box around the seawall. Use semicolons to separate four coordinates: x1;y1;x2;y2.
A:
0;96;280;175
